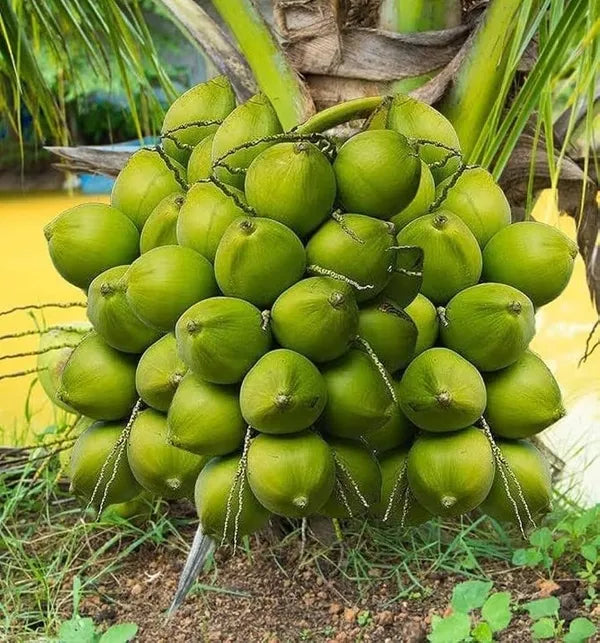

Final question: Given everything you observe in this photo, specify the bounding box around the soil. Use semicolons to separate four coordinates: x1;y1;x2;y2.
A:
77;521;598;643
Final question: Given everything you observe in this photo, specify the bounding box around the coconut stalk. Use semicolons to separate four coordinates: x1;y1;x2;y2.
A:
210;0;315;129
379;0;462;33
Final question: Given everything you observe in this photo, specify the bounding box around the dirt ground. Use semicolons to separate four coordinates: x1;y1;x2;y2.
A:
79;524;597;643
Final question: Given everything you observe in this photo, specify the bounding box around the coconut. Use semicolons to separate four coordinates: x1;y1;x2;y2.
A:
358;301;418;373
161;76;236;164
482;221;578;307
484;350;565;439
139;192;184;253
404;293;439;357
176;181;247;262
271;277;359;362
38;324;91;412
390;161;435;230
305;214;396;301
70;420;142;508
101;492;154;523
135;334;187;412
386;94;461;182
398;348;487;432
87;266;162;354
211;93;282;189
381;245;423;308
372;448;432;526
59;415;95;471
167;372;246;455
441;283;536;371
127;408;208;499
187;133;215;184
320;438;381;518
333;130;421;219
407;427;495;517
435;167;511;247
244;141;337;237
319;349;395;437
480;440;551;523
195;454;271;542
247;431;335;517
395;211;482;304
364;402;415;453
124;245;217;332
176;296;271;384
44;203;139;290
240;349;327;434
111;148;186;231
57;332;138;421
214;216;306;307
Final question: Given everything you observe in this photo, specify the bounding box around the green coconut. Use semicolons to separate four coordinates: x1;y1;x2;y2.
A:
59;415;95;471
57;332;138;421
101;492;154;523
396;211;482;304
358;301;418;373
305;214;396;301
441;283;536;371
435;167;511;247
381;245;424;308
124;245;217;332
187;132;215;183
87;265;162;354
319;349;395;437
111;148;186;231
334;129;421;219
214;216;306;307
70;420;142;508
484;350;565;439
482;221;578;307
139;192;184;253
38;324;91;412
240;349;327;434
211;93;282;189
386;94;461;182
245;141;337;237
176;181;247;262
320;438;382;518
161;75;236;164
167;372;246;455
176;296;271;384
127;408;208;499
372;448;432;526
389;161;435;230
271;277;359;362
480;440;552;523
135;334;187;412
364;402;415;453
407;427;495;517
44;203;139;290
195;454;271;542
404;293;439;357
398;348;487;432
247;431;335;517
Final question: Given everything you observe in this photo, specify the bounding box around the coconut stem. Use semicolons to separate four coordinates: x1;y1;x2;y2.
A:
296;96;384;134
260;310;271;331
161;119;224;151
308;265;373;292
221;427;252;549
579;318;600;366
436;307;449;328
331;210;365;244
334;453;369;509
383;459;407;523
0;325;88;343
336;479;354;518
0;343;79;363
0;366;47;381
354;336;398;405
432;213;449;229
151;145;188;191
0;301;86;317
328;292;346;309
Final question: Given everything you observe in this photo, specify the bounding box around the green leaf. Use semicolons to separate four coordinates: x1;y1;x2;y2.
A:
580;545;597;563
481;592;513;632
472;621;493;642
531;617;556;639
552;536;569;559
72;575;82;615
99;623;138;643
564;617;598;643
59;616;97;643
522;597;560;620
530;528;553;550
428;612;472;643
512;548;543;567
451;581;494;613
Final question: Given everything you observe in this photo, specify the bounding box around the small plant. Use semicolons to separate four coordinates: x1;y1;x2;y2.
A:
57;577;138;643
357;609;373;627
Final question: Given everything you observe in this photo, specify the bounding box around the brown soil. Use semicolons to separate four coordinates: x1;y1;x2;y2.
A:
78;523;597;643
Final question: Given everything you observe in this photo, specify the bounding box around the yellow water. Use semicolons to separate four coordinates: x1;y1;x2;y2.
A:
0;190;598;499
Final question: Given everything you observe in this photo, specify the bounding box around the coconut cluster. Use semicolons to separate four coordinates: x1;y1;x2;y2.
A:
43;76;578;539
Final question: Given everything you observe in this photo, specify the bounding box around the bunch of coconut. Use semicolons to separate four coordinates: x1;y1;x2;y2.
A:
42;76;577;542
